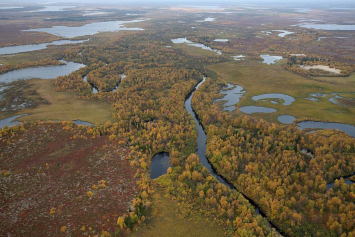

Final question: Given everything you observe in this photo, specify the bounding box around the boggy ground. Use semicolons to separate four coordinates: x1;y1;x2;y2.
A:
209;60;355;125
0;122;137;236
0;79;112;124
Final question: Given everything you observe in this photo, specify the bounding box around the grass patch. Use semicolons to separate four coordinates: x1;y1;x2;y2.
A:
130;175;227;237
18;79;112;124
209;60;355;125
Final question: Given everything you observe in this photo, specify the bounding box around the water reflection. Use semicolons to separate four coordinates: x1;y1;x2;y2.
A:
150;152;170;179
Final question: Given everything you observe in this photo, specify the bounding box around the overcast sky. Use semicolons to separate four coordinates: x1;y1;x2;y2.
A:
1;0;355;6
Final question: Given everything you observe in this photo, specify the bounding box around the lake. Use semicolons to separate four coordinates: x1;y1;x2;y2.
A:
0;60;85;84
30;6;76;12
0;39;89;55
23;20;146;38
82;11;109;16
299;24;355;31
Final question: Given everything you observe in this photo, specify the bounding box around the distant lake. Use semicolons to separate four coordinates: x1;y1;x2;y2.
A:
0;39;89;55
299;24;355;30
30;6;76;12
23;20;146;38
82;11;109;16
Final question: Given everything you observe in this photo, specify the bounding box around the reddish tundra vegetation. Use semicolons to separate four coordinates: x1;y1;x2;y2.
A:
0;122;137;236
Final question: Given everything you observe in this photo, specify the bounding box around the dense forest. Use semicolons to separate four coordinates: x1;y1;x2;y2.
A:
192;78;355;236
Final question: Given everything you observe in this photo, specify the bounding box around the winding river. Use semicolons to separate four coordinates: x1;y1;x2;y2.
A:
185;77;283;235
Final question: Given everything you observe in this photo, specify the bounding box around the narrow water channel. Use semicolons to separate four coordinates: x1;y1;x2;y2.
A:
185;77;283;235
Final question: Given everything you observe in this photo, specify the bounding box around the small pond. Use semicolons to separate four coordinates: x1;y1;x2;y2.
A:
214;83;246;112
214;39;228;42
305;97;319;101
273;30;294;37
204;17;215;22
150;152;171;179
329;93;344;106
0;39;89;55
232;55;244;61
297;121;355;137
309;92;326;97
239;106;277;114
0;60;85;84
73;120;92;126
23;19;146;38
260;54;283;65
252;93;295;105
278;115;296;124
